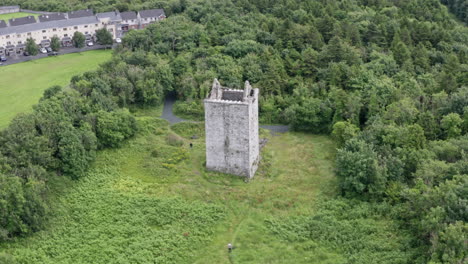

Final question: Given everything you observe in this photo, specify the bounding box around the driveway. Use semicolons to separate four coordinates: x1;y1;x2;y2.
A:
0;44;112;66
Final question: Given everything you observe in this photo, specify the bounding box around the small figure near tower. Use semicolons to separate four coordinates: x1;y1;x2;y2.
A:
204;79;260;179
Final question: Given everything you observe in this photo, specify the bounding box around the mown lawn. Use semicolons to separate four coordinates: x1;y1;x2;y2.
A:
0;50;112;129
0;12;38;21
1;114;416;263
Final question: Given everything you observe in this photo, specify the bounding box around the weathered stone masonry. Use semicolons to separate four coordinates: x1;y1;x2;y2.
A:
204;79;260;178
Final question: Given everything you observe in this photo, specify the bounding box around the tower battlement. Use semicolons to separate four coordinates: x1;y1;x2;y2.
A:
204;79;260;178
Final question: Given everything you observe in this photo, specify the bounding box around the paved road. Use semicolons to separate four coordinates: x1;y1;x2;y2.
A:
161;97;289;133
162;96;187;124
0;44;112;66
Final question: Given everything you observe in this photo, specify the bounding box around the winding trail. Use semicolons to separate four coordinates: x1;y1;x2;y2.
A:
161;97;290;133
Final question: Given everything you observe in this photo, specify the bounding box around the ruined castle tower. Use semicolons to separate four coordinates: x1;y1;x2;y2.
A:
204;79;260;178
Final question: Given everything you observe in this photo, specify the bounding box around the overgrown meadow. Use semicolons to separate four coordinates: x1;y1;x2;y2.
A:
1;112;415;263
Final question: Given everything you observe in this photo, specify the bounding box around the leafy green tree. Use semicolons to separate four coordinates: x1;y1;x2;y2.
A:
383;99;419;125
417;111;440;140
332;121;359;147
392;41;411;66
25;38;38;56
441;113;463;138
223;39;263;58
336;139;386;198
96;109;137;148
462;106;468;134
57;127;91;179
300;48;319;77
0;173;46;240
41;85;62;101
72;31;86;48
0;114;55;169
0;253;16;264
430;221;468;264
413;43;430;73
285;98;333;133
50;36;60;52
96;28;113;46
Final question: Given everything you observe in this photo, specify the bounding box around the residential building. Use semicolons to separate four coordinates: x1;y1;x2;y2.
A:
120;11;138;32
0;8;165;55
38;13;66;22
96;11;122;38
139;9;166;29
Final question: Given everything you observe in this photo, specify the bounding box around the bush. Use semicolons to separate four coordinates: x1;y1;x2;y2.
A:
173;100;204;121
0;174;47;241
166;133;184;147
336;139;386;198
96;109;137;148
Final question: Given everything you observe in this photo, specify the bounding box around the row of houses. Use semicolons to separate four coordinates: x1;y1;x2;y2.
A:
0;8;166;56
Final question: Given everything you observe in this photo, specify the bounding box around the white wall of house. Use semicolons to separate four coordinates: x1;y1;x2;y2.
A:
0;10;164;49
0;22;111;47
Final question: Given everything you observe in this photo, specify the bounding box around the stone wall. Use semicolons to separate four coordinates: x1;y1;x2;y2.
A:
204;79;260;178
0;6;20;15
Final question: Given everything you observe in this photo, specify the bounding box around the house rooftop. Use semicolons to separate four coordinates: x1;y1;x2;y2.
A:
9;16;36;27
96;11;121;21
139;9;165;18
39;13;66;22
120;11;137;20
67;9;94;19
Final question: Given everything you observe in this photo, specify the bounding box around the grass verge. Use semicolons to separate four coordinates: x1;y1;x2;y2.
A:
0;12;39;21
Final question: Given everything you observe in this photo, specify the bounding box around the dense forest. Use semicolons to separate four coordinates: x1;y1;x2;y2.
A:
0;0;467;263
441;0;468;23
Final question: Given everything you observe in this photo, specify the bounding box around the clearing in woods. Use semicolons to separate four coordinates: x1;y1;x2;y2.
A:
2;109;413;263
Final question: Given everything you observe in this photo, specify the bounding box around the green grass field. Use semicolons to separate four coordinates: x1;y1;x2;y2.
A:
0;50;112;129
0;12;38;21
1;113;415;263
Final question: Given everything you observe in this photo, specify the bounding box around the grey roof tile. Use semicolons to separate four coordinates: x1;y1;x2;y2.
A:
67;9;94;19
39;13;66;22
120;11;137;20
9;16;36;27
139;9;165;18
96;11;121;21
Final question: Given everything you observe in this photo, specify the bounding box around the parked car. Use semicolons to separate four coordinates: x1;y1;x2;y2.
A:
87;42;94;46
0;56;6;62
115;38;122;43
40;48;47;54
48;51;58;56
46;47;53;53
23;51;30;56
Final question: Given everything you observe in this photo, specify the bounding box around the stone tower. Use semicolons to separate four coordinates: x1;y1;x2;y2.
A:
204;79;260;179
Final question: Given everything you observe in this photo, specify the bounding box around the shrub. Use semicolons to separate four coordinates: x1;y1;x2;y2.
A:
96;109;137;148
166;133;184;147
173;100;204;121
